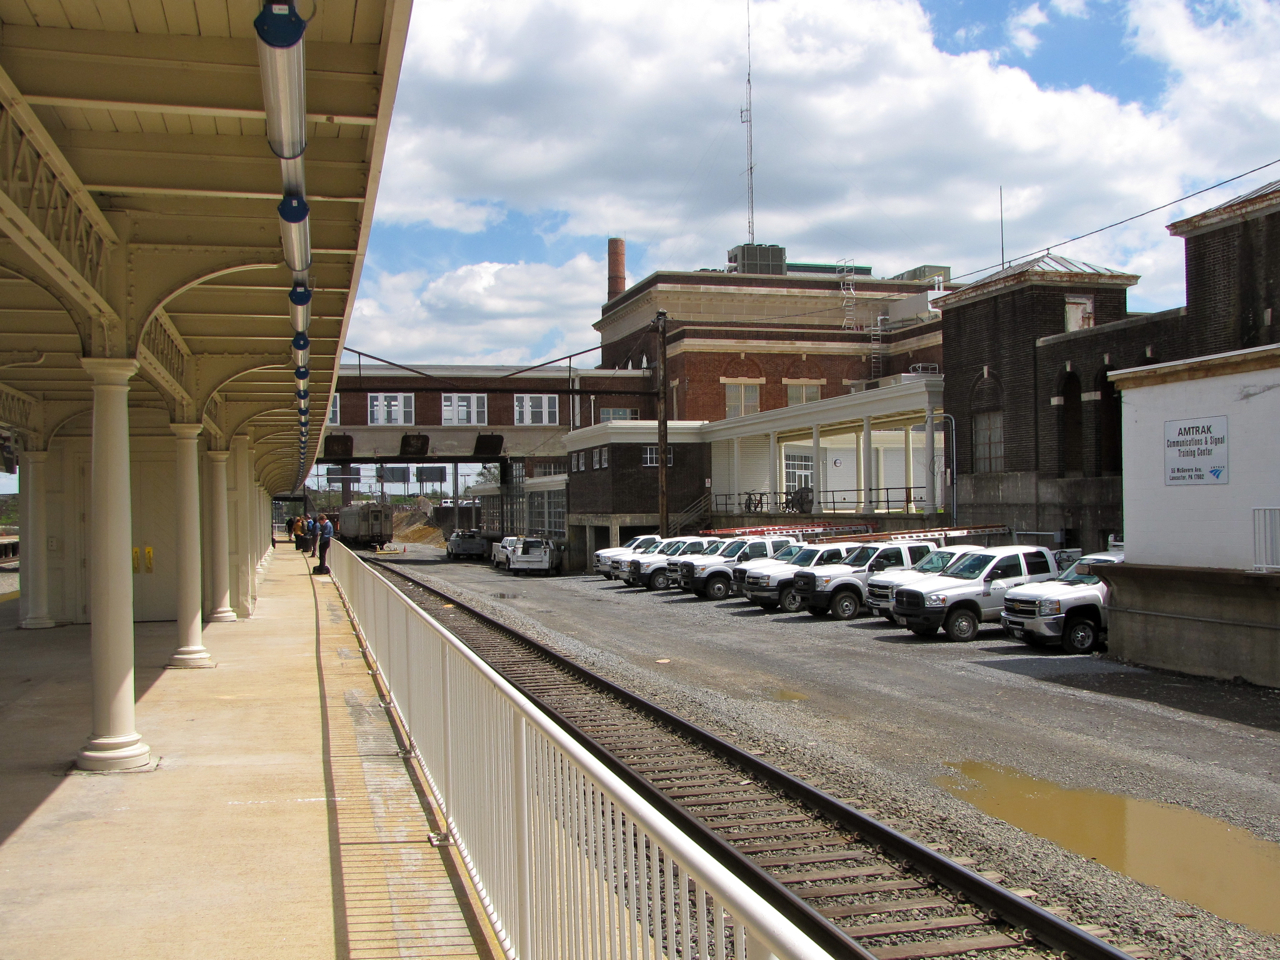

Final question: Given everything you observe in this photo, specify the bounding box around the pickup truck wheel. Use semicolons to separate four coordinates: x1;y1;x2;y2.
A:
830;591;861;621
649;571;669;590
944;608;980;642
1061;616;1100;654
779;587;803;613
705;576;731;601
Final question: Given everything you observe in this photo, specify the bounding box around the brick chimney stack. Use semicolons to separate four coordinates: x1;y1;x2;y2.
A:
607;238;626;302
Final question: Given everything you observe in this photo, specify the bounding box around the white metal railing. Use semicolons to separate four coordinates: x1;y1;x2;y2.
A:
1255;508;1280;572
328;541;836;960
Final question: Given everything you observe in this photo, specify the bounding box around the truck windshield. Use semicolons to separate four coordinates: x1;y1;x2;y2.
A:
721;541;746;558
1060;557;1115;584
660;541;688;555
792;548;822;567
842;546;876;567
640;542;664;554
677;542;704;555
915;550;956;573
941;554;995;580
702;541;727;556
772;545;802;562
621;537;639;548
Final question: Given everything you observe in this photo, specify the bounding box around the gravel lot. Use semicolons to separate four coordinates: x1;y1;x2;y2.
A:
373;546;1280;960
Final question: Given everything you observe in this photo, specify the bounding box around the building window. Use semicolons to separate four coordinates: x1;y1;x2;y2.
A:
725;383;760;418
593;448;600;469
442;393;487;426
973;411;1004;473
515;394;558;425
600;407;639;422
533;460;567;477
368;393;414;425
1065;295;1095;332
787;384;820;405
328;394;340;425
599;447;608;468
643;446;674;467
784;453;814;492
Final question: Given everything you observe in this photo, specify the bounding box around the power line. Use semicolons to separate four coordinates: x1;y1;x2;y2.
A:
952;156;1280;284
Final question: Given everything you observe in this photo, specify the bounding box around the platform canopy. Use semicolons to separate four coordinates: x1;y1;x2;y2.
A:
0;0;410;493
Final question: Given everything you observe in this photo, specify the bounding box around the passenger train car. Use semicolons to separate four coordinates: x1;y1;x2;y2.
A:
338;502;394;549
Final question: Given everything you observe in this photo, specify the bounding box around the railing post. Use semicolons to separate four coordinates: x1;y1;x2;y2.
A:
441;650;452;819
513;712;532;960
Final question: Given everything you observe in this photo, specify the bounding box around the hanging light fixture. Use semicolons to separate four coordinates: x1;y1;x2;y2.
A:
291;330;310;369
255;0;308;194
278;196;312;275
289;283;311;332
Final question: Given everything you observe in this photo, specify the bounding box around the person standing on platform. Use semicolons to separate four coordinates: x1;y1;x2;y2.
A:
292;515;305;551
307;514;318;557
316;514;334;572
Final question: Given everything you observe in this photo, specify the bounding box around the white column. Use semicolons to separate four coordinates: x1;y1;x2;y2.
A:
731;438;741;514
924;407;937;514
903;426;915;513
207;450;236;622
861;416;873;513
811;424;822;514
77;358;150;772
767;431;778;498
19;450;54;628
169;424;211;666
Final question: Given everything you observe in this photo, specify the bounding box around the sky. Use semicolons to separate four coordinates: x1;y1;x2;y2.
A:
346;0;1280;372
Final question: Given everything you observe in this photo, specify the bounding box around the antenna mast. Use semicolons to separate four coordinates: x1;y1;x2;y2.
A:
740;0;755;243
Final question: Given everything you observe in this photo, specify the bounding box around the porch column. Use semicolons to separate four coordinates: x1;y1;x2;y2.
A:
767;432;778;497
732;438;741;514
169;424;211;665
903;425;915;513
924;407;937;513
861;416;873;512
19;450;54;628
207;450;236;622
77;358;150;772
811;424;822;514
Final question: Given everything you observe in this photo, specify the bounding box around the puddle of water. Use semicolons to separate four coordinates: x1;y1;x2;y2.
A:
938;761;1280;935
776;689;809;701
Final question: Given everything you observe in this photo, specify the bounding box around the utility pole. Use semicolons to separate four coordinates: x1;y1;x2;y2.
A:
655;310;669;536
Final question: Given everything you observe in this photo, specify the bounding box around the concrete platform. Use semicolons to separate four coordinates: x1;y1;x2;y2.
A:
0;549;497;960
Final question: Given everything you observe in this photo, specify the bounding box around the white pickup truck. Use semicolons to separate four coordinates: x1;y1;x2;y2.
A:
625;537;719;589
891;545;1059;641
731;543;805;596
594;535;660;579
793;540;936;620
864;544;986;619
492;536;522;569
742;542;863;612
506;538;561;576
1001;550;1124;653
679;536;798;600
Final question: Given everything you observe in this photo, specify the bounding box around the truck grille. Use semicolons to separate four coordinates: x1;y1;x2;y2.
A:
733;568;748;584
629;560;642;575
746;574;768;588
1005;598;1038;618
680;561;695;577
895;589;924;611
867;584;893;604
792;571;815;596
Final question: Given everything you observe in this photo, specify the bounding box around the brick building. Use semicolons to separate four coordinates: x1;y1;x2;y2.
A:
935;179;1280;552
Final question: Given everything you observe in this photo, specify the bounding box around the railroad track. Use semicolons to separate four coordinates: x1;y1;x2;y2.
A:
363;556;1151;960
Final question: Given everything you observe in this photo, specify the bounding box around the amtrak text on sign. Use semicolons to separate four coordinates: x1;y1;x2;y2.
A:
1164;416;1229;485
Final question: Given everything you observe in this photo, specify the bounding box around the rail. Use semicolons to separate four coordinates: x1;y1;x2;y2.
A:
329;540;839;960
714;488;925;516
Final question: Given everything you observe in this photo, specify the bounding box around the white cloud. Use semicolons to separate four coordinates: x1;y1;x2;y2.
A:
350;254;605;365
1008;3;1051;54
358;0;1280;353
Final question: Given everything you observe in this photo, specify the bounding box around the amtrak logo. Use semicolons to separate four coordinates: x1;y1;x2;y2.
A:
1209;467;1225;480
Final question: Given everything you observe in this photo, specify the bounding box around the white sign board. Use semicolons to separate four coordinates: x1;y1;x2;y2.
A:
1164;416;1228;485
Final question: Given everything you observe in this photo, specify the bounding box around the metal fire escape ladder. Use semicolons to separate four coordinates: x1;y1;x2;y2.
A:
838;259;860;330
870;313;885;380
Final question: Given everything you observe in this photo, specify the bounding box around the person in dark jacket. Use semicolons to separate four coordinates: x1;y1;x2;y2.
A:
316;514;334;571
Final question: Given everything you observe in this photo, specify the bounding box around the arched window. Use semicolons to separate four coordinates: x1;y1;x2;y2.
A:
1060;372;1083;477
1096;369;1122;476
970;375;1004;473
